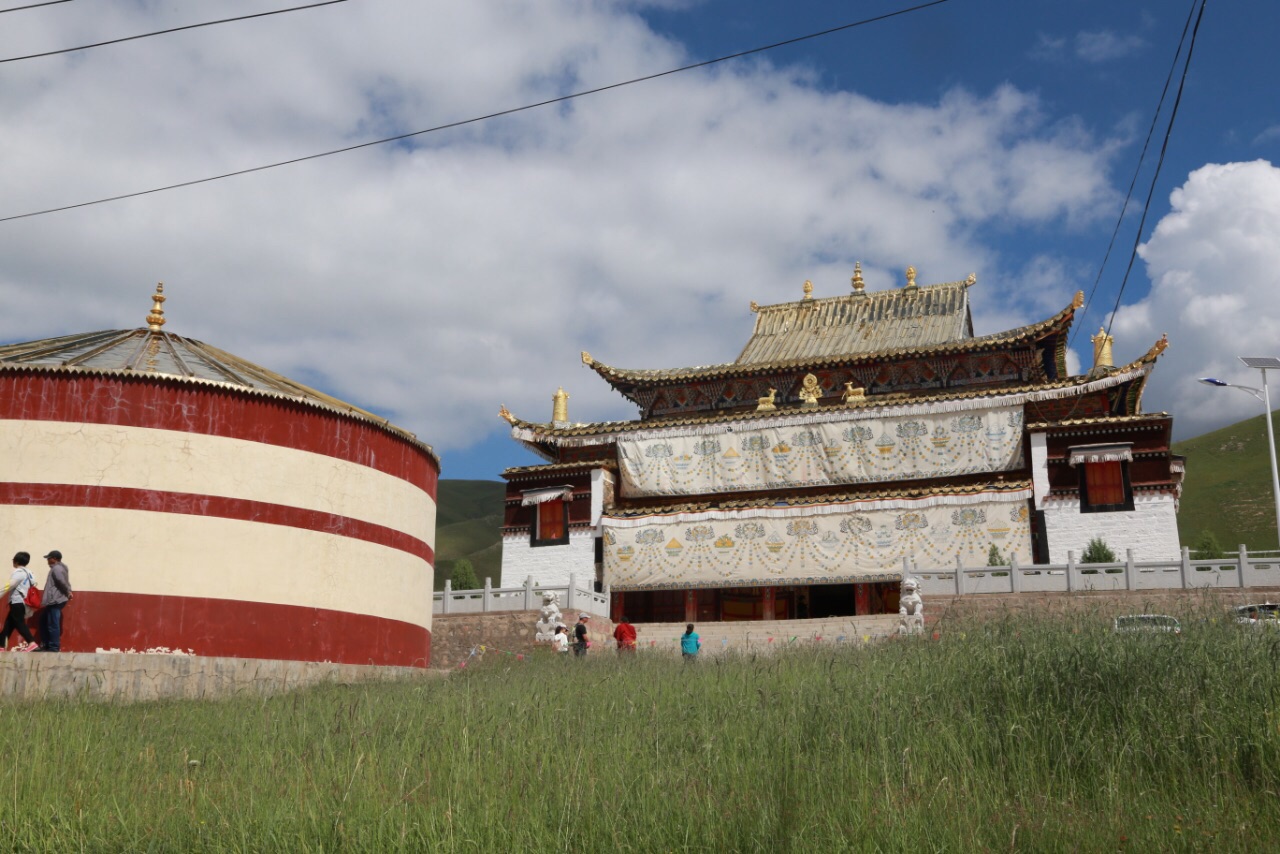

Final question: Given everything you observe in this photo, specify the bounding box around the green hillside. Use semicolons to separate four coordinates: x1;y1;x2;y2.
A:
1173;411;1280;552
434;480;505;589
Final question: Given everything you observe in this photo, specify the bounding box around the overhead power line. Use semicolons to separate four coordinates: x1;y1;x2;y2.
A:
0;0;73;14
1070;0;1200;347
1103;0;1209;338
0;0;348;64
0;0;952;224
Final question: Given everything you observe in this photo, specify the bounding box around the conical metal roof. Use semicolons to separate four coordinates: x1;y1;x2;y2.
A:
0;284;435;458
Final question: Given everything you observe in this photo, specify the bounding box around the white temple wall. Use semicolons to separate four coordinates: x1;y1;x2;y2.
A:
1042;493;1181;563
499;530;596;589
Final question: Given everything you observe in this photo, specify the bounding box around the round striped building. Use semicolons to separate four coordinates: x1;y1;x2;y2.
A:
0;286;438;666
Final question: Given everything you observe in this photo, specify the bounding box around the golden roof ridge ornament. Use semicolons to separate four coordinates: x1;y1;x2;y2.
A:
552;386;570;424
965;272;977;287
580;351;594;367
802;280;813;301
851;262;866;296
1090;327;1114;371
749;300;760;313
498;404;515;424
1072;290;1085;309
146;282;166;331
1143;333;1170;362
904;266;918;291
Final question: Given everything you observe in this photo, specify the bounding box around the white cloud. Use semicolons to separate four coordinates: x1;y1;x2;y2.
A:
1111;160;1280;438
1254;125;1280;146
1074;30;1147;63
0;1;1125;464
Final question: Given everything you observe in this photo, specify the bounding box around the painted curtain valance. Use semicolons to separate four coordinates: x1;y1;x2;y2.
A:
617;405;1025;498
1067;444;1133;466
602;490;1033;590
521;486;574;505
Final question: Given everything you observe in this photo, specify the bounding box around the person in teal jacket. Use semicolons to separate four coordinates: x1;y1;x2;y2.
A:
681;623;701;661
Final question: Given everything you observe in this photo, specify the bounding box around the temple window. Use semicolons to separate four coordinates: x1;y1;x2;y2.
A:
1069;444;1134;513
523;486;573;546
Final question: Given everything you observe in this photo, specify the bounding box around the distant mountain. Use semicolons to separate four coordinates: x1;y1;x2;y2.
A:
1173;411;1280;552
434;480;505;589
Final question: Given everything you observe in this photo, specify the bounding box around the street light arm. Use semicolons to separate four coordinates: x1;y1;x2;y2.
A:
1197;377;1264;401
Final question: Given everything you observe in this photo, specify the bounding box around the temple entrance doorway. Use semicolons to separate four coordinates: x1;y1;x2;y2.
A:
615;580;901;624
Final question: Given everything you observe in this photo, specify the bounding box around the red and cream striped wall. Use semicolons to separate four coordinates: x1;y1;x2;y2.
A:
0;369;438;667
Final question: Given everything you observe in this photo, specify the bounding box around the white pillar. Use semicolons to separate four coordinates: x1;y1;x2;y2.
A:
442;578;452;614
1066;550;1076;593
1125;549;1136;591
524;575;535;611
1180;546;1191;589
1238;544;1249;589
1010;553;1021;593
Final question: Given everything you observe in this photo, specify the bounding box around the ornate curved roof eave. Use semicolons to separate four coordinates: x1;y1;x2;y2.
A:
606;478;1034;518
0;355;439;465
581;291;1083;395
503;351;1155;447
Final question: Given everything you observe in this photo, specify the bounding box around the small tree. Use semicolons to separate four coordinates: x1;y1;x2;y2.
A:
987;543;1007;567
451;558;480;591
1191;529;1226;560
1081;536;1116;564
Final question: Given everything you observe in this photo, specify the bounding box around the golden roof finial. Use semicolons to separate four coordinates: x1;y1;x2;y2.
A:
580;351;594;367
146;282;166;331
1090;326;1114;370
750;300;760;313
498;404;515;424
964;272;977;287
802;280;813;300
1072;290;1085;309
851;262;865;295
904;266;917;290
552;387;570;424
1143;333;1170;362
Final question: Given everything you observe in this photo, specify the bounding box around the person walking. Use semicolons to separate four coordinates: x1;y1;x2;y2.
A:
681;623;701;662
38;550;72;652
613;615;637;654
552;624;570;654
573;614;590;657
1;552;39;652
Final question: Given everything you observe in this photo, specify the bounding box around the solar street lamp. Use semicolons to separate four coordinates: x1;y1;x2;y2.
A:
1198;355;1280;549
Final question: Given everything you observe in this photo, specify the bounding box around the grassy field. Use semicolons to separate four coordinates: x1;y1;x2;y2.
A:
434;479;504;588
9;605;1276;851
1173;410;1280;552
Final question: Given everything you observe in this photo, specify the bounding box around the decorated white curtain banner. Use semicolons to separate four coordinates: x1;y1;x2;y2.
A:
617;405;1025;498
1067;444;1133;466
603;492;1033;590
521;486;575;505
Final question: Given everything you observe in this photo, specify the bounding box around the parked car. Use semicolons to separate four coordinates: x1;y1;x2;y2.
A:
1113;614;1181;634
1232;603;1280;626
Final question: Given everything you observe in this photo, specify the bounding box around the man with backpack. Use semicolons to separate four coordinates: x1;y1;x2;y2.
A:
1;552;39;652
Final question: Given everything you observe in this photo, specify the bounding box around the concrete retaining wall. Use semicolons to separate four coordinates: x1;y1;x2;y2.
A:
431;609;614;669
0;653;437;703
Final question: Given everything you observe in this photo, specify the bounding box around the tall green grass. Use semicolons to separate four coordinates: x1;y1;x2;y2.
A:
5;605;1278;851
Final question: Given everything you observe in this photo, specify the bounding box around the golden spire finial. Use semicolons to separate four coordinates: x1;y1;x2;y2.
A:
802;280;813;300
146;282;166;331
1090;326;1114;370
904;266;917;290
851;262;865;294
552;387;570;424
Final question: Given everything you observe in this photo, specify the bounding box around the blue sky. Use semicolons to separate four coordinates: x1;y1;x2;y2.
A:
0;0;1277;481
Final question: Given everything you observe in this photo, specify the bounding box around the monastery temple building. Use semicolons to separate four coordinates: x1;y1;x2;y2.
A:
498;266;1183;624
0;286;439;666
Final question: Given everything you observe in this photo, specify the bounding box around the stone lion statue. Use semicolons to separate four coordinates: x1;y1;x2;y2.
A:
898;577;925;636
535;591;566;641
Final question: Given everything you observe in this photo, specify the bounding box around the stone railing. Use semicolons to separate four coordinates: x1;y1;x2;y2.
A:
435;546;1280;614
913;545;1280;597
433;574;609;615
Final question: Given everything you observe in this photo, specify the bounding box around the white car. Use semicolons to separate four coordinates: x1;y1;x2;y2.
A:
1113;614;1181;634
1233;603;1280;626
